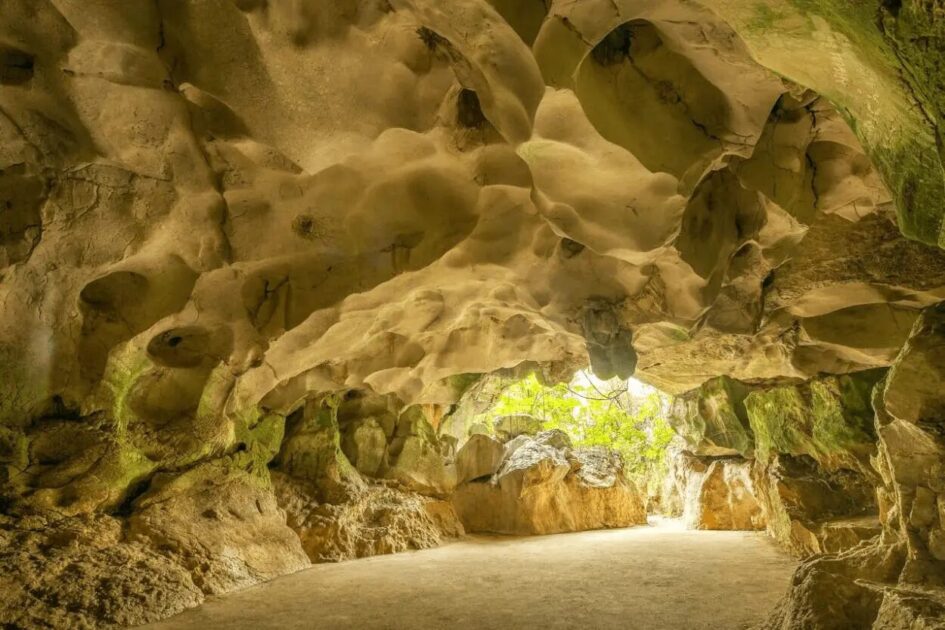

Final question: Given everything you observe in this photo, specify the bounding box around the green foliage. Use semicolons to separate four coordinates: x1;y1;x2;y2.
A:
481;373;674;491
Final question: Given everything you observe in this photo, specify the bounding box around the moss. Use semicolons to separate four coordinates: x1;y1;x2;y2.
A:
809;371;883;458
871;135;945;246
784;0;945;246
100;443;158;510
275;396;359;486
447;372;482;399
231;410;286;480
711;0;945;247
99;347;152;434
745;370;885;469
747;4;789;32
880;1;945;125
397;405;438;443
745;386;812;464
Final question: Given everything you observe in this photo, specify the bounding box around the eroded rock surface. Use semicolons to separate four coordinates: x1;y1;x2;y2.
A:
1;0;944;627
453;430;647;535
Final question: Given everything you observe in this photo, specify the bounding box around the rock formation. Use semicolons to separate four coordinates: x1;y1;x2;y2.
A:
661;449;765;531
453;430;648;535
666;372;883;551
0;0;944;627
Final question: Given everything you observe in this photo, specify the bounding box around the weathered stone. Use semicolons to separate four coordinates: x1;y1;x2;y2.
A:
127;468;310;595
745;371;884;474
669;376;754;457
0;513;203;629
2;0;945;626
453;431;646;535
661;451;764;531
385;434;456;495
455;433;505;484
272;472;464;563
340;417;388;477
753;454;878;558
493;414;543;441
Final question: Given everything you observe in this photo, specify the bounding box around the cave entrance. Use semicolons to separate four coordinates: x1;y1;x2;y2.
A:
440;368;675;529
154;368;802;630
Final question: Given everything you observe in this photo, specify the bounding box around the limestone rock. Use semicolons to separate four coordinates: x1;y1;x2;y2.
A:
692;458;765;531
662;451;764;531
452;431;646;535
670;376;754;457
493;414;543;441
2;0;945;626
744;370;885;474
753;454;878;558
761;305;945;627
385;434;456;495
272;472;463;563
455;433;505;484
0;514;203;629
127;469;310;595
341;417;389;477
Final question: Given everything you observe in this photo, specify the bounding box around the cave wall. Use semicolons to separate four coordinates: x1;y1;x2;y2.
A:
1;0;945;627
762;306;945;629
665;371;883;554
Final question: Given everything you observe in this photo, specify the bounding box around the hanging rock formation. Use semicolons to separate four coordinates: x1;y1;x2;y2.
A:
1;0;944;627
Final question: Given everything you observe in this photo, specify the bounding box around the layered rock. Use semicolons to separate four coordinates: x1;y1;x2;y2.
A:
761;305;945;628
453;430;647;535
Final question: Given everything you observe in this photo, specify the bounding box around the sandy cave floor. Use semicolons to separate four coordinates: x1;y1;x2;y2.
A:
145;519;797;630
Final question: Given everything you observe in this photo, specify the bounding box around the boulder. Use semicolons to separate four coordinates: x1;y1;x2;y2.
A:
452;431;646;535
493;414;543;441
272;472;464;563
455;434;505;484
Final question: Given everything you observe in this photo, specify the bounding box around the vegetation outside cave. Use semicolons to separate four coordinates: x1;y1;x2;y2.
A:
471;371;675;498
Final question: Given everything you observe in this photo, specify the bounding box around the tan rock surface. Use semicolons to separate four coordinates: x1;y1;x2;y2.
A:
1;0;944;626
272;472;463;563
453;431;646;535
454;433;505;484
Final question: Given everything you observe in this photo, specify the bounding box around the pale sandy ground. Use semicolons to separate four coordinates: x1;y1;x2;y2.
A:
145;518;796;630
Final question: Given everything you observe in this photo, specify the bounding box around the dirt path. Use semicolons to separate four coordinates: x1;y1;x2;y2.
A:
146;519;796;630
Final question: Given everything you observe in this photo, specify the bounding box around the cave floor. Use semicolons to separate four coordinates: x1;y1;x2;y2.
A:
145;518;796;630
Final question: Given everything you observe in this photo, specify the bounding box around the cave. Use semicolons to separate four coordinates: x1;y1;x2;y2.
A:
2;1;945;629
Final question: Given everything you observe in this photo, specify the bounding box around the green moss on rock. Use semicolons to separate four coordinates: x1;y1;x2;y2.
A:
745;370;885;471
706;0;945;247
